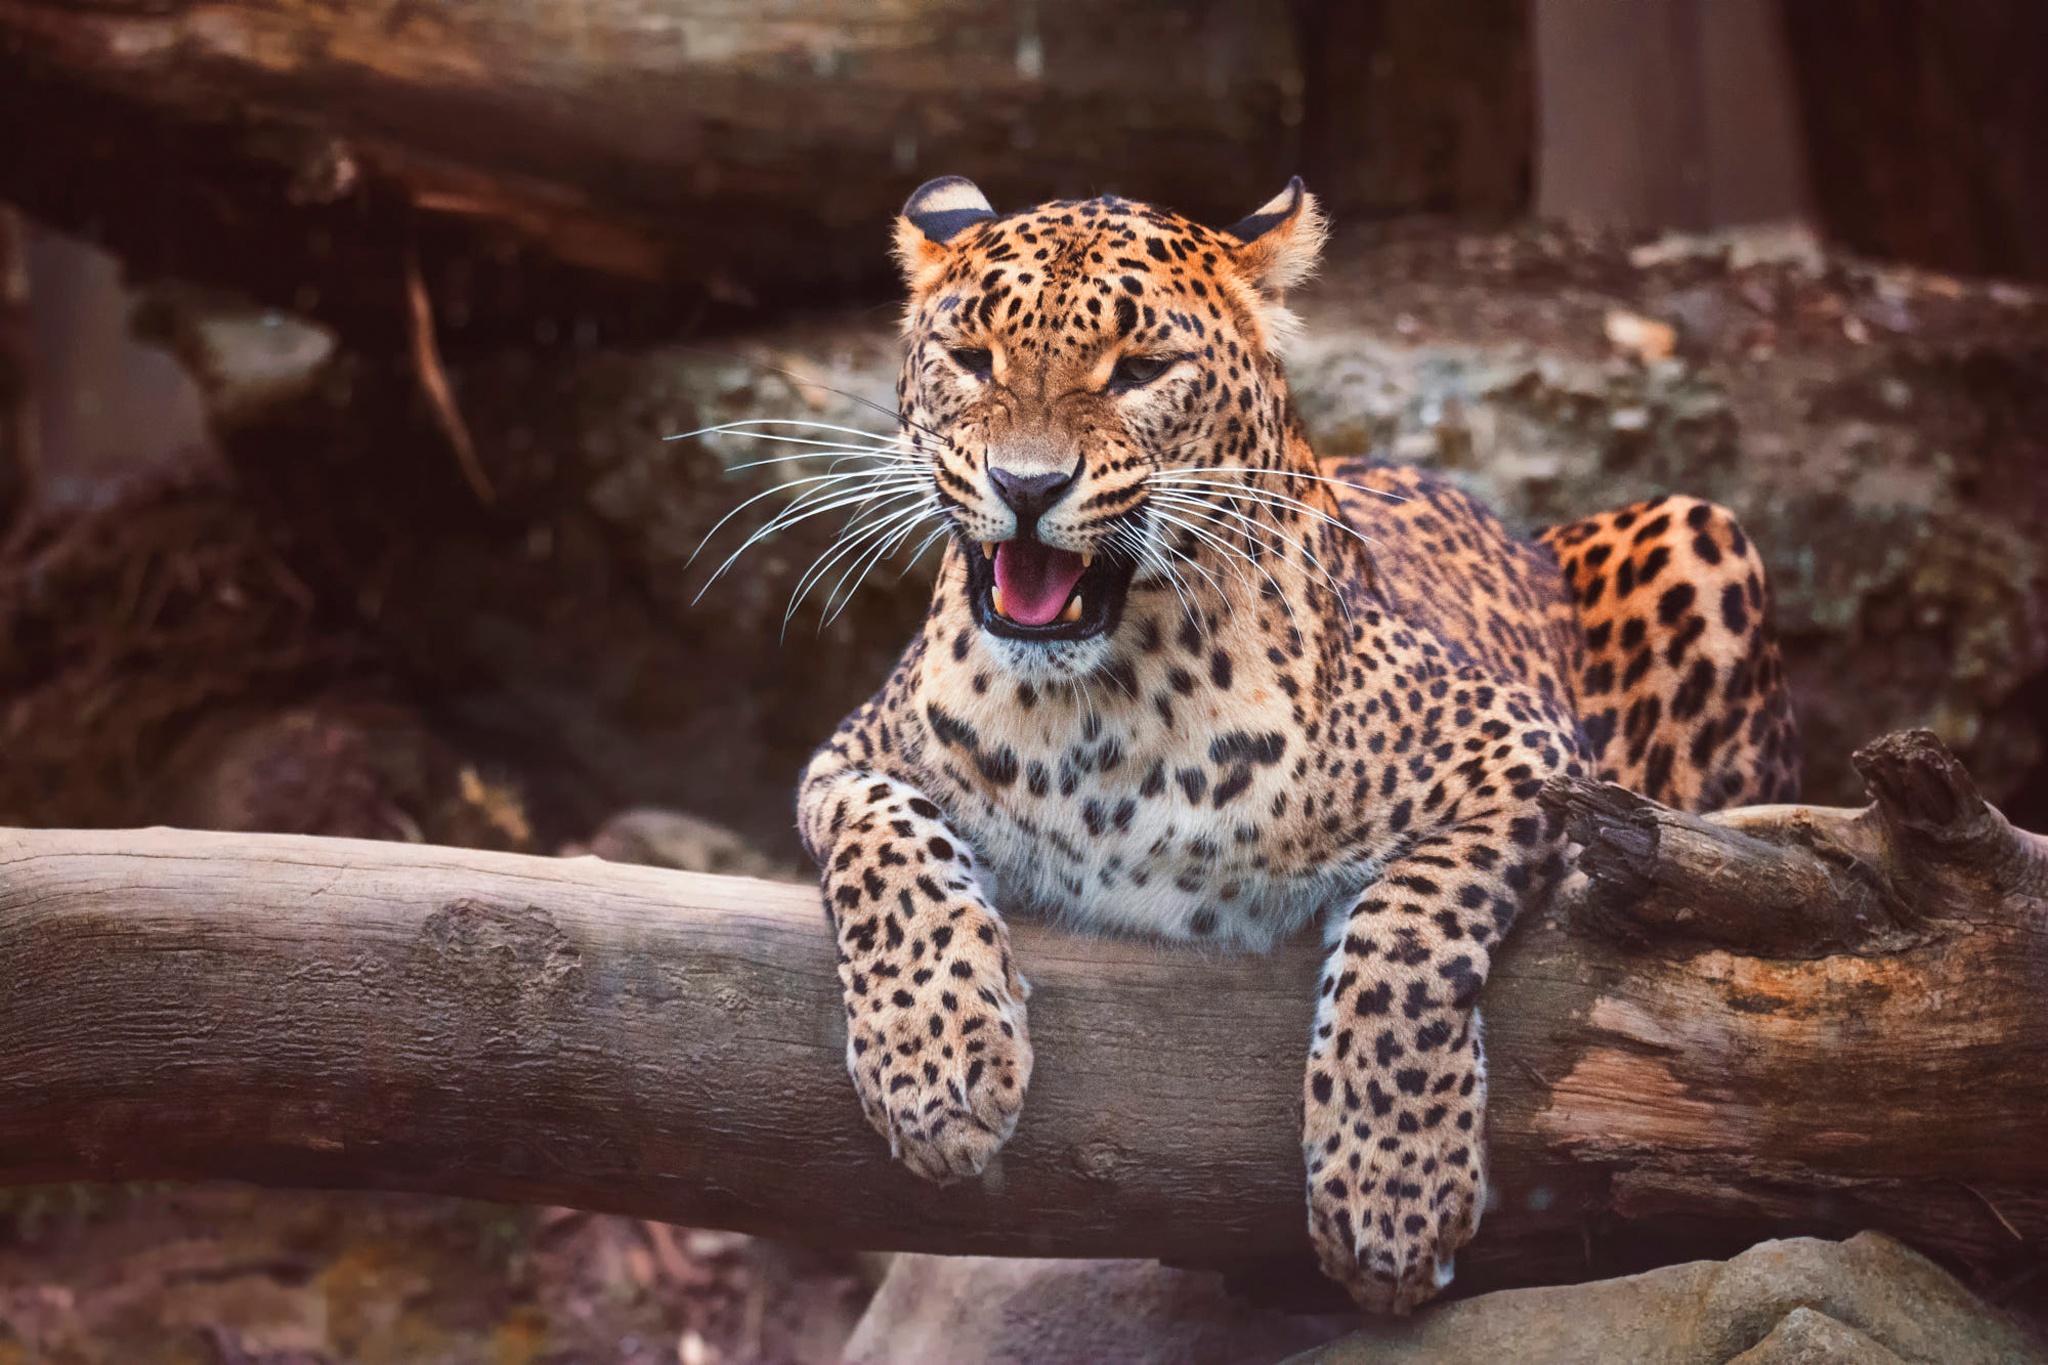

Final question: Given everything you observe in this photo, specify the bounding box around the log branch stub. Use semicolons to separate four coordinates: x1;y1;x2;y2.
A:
1542;728;2048;955
1853;729;2048;904
1539;776;1898;956
1855;728;1991;839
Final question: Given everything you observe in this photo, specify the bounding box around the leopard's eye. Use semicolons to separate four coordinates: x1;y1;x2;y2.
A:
1109;354;1177;392
949;347;994;380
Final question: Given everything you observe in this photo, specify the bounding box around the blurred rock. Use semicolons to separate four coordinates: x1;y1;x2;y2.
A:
140;289;338;428
16;225;219;514
1724;1308;1905;1364
159;695;537;852
1296;1233;2042;1365
843;1235;2041;1365
841;1256;1350;1365
567;807;805;882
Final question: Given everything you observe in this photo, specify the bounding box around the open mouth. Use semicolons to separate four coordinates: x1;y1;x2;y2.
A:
964;535;1135;642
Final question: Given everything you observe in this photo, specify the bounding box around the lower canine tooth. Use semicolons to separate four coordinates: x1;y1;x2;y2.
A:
992;587;1007;617
1061;595;1083;623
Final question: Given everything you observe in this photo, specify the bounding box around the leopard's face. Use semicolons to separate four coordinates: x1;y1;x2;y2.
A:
892;178;1326;683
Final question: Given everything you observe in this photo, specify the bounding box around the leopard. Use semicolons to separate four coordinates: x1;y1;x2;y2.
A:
791;175;1799;1313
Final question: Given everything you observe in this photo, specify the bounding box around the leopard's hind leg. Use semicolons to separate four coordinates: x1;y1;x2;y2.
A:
1538;495;1799;812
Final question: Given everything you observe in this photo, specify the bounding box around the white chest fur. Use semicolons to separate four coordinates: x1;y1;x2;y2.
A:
912;599;1384;950
929;719;1381;952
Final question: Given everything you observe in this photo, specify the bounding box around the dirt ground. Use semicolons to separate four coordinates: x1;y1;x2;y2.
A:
0;1187;873;1365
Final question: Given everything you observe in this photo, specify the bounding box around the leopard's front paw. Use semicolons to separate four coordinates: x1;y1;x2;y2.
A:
1303;1087;1484;1314
841;912;1032;1183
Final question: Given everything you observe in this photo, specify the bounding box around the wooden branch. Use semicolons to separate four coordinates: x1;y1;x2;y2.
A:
0;730;2042;1299
1850;729;2048;902
1543;781;1909;956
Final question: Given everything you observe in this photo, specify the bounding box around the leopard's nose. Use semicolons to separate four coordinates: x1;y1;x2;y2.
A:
988;464;1078;527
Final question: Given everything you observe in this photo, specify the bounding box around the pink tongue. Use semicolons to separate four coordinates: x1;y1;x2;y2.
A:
994;540;1087;627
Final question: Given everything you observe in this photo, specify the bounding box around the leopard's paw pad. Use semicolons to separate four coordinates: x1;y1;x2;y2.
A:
1305;1121;1483;1314
844;934;1032;1182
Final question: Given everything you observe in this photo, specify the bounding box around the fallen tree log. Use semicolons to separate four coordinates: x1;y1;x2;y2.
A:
0;0;1526;343
0;730;2042;1299
0;0;1290;339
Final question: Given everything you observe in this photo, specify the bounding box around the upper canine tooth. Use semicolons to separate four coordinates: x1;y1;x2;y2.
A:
981;541;997;559
1081;552;1095;568
1061;595;1083;623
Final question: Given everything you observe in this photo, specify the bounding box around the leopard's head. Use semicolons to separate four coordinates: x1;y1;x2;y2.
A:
893;177;1330;680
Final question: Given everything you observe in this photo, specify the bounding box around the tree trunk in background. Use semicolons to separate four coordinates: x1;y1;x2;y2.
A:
5;0;2043;339
0;207;31;531
1780;0;2048;284
1531;0;1812;232
1292;0;1531;221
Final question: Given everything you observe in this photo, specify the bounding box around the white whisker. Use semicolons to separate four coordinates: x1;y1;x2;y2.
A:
1146;506;1258;606
1149;472;1381;552
690;432;915;458
1134;520;1212;626
718;473;930;564
784;494;936;628
1151;489;1355;621
694;473;931;599
1149;499;1296;625
898;523;955;579
690;466;927;567
822;499;944;626
1153;445;1407;503
722;449;922;474
666;417;923;449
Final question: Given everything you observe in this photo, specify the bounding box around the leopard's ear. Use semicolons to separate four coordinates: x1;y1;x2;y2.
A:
894;176;997;289
1222;177;1327;297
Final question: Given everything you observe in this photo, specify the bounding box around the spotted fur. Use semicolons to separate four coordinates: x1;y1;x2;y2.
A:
1538;499;1799;809
793;178;1799;1312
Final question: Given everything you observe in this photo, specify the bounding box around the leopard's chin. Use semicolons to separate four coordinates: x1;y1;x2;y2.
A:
964;534;1135;643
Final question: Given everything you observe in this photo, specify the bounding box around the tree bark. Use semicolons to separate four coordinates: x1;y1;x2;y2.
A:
0;206;30;532
1532;0;1812;232
0;730;2042;1297
1780;0;2048;284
